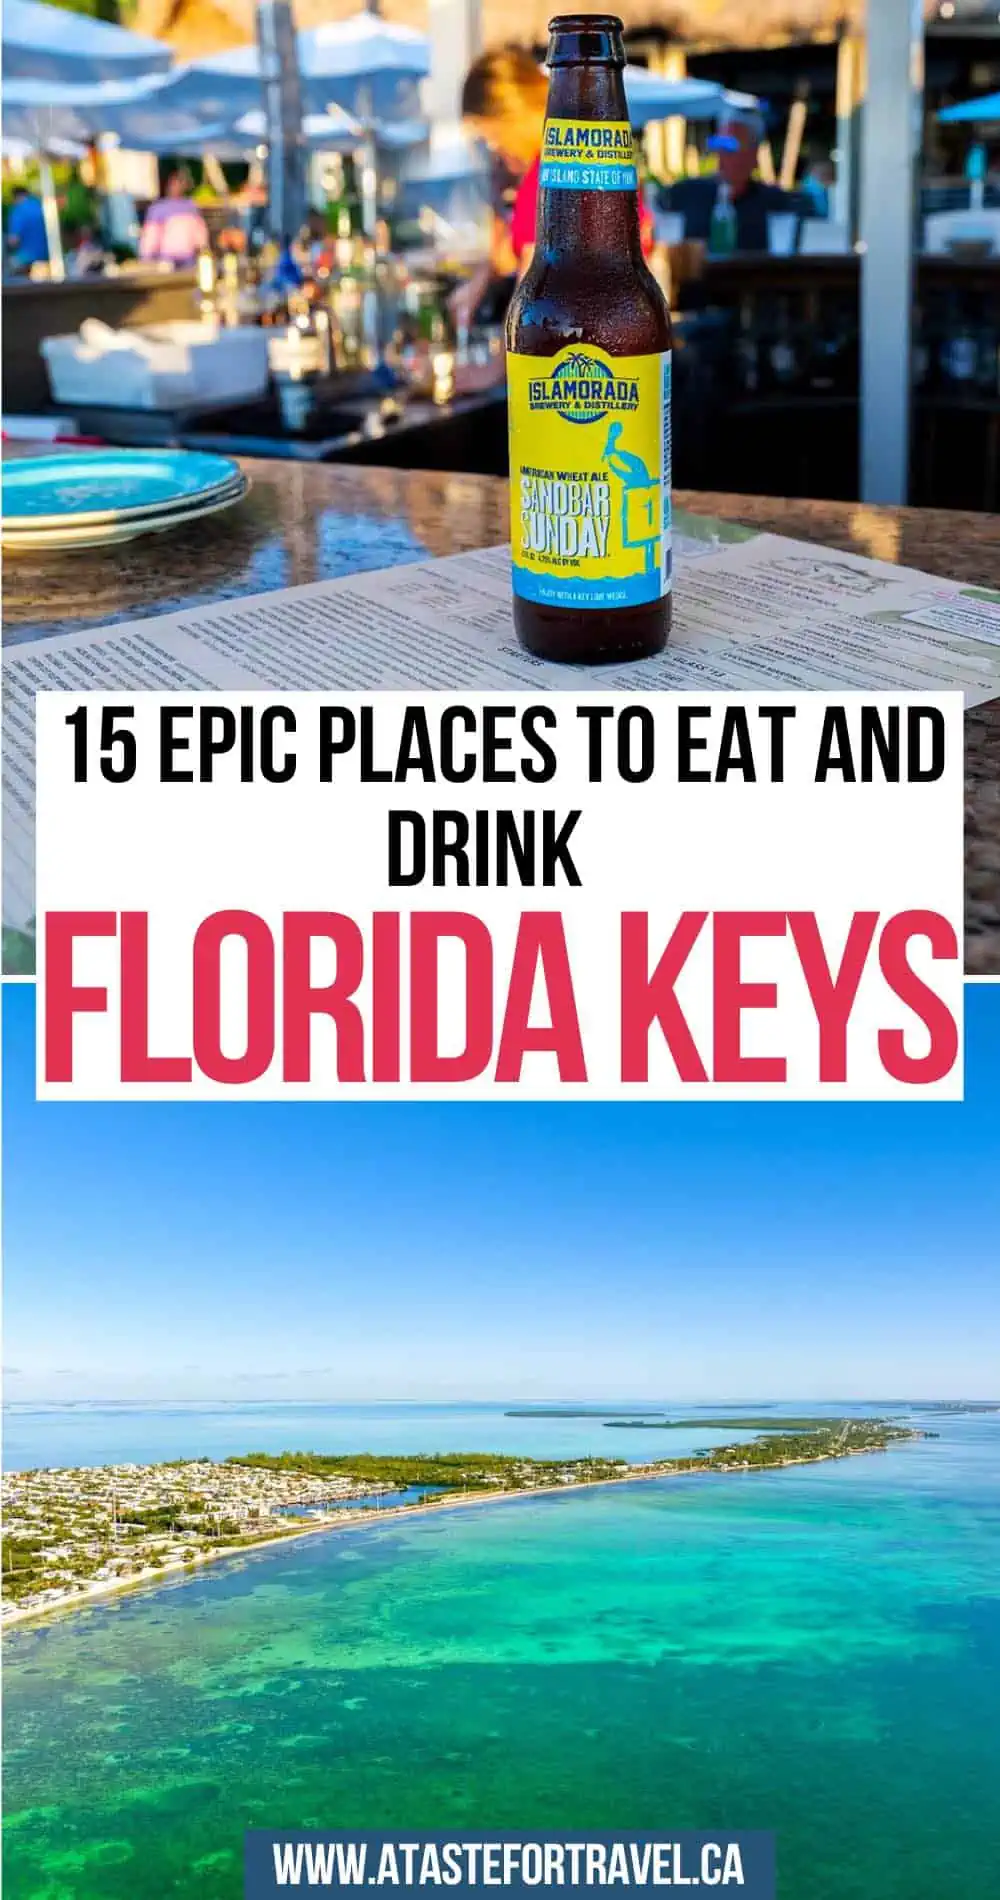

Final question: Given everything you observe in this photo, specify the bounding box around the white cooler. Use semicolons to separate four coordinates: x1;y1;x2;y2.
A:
41;320;271;411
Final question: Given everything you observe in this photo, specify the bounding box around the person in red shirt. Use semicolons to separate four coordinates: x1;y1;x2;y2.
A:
510;147;655;263
451;45;653;334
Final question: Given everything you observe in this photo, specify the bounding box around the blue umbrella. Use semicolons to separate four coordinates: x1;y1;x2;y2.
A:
938;92;1000;124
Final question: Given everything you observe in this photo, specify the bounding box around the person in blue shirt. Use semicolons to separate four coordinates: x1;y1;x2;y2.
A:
6;188;49;272
801;159;834;220
659;118;804;253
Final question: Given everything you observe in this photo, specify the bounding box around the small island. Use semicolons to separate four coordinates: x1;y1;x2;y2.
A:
909;1401;1000;1415
504;1409;668;1419
3;1420;923;1627
603;1414;833;1431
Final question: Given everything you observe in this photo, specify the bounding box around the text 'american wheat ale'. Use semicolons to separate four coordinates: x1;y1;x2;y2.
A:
506;14;672;664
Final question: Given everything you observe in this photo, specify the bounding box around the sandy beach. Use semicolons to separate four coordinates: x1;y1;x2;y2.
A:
2;1469;663;1631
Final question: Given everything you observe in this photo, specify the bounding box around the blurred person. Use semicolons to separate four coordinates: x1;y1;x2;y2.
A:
801;157;834;219
234;176;270;255
66;224;105;277
104;178;142;255
217;222;248;256
139;168;209;269
451;44;654;333
305;208;337;276
661;115;803;252
5;186;49;272
449;46;547;333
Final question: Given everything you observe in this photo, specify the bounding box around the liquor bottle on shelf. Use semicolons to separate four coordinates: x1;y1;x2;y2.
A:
273;235;304;295
973;294;1000;394
735;299;760;394
215;251;248;328
805;297;854;396
195;246;217;324
939;291;978;390
259;236;305;328
767;296;800;389
911;306;930;392
708;181;737;257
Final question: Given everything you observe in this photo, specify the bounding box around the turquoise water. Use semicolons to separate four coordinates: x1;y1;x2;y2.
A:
277;1484;448;1515
3;1398;893;1471
4;1415;998;1900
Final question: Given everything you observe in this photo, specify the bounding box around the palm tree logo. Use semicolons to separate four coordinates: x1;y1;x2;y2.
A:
551;353;614;424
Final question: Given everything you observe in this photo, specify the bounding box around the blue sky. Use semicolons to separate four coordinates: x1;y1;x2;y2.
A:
3;983;998;1403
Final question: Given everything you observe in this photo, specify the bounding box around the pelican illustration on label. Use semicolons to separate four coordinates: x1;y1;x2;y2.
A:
601;422;661;579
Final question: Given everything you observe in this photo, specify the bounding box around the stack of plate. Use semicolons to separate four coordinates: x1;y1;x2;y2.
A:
2;450;249;553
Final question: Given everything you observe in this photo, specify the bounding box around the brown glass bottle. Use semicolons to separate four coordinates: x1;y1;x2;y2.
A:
506;14;673;664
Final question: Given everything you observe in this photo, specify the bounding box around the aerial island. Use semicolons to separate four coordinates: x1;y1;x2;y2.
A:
3;1418;923;1627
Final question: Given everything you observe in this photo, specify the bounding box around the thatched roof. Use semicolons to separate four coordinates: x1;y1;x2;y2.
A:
136;0;882;62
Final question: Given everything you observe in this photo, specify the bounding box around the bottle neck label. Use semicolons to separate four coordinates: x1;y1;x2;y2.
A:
539;118;638;192
508;345;672;610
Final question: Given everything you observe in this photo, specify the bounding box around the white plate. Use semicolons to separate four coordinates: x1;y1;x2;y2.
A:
2;476;250;552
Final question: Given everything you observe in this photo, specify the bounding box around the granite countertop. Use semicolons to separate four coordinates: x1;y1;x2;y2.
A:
3;456;998;971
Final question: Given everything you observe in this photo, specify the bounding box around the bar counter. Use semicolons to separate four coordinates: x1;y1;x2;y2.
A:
2;270;199;414
4;460;998;971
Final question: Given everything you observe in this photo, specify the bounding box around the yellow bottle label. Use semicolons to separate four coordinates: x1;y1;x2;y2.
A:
540;118;637;191
508;346;672;611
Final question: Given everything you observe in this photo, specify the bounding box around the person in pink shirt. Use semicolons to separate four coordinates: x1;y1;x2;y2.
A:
139;169;209;269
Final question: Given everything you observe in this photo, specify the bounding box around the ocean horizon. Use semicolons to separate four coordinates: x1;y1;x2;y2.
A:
0;1395;967;1471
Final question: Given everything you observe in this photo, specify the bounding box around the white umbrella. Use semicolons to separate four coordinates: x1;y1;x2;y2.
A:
2;12;430;161
1;132;86;162
297;16;428;234
2;0;171;84
121;14;428;127
3;78;424;155
2;11;430;257
2;7;170;281
233;106;363;151
300;13;428;120
303;12;428;78
254;108;424;152
623;68;759;127
2;55;260;157
1;74;236;151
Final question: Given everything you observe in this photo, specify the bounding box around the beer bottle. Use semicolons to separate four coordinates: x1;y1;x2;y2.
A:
506;14;672;664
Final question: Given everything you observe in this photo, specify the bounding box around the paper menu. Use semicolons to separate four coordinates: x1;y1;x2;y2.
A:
4;525;1000;962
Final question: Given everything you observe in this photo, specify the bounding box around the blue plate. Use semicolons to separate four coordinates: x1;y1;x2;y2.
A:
2;450;242;528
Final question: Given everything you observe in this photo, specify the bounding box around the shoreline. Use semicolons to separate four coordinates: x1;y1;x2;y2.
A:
1;1439;907;1634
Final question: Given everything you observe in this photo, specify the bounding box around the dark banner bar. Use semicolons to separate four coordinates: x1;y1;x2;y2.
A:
245;1833;776;1900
